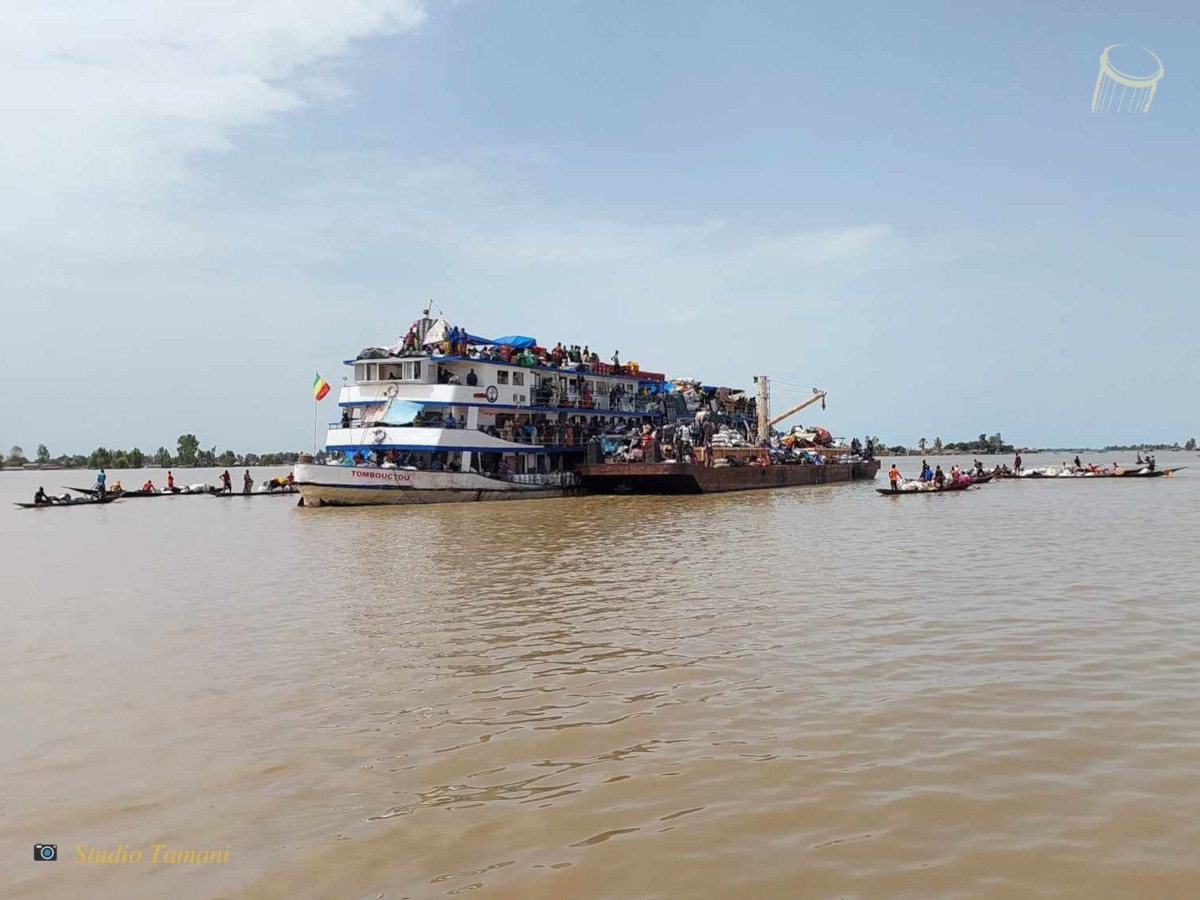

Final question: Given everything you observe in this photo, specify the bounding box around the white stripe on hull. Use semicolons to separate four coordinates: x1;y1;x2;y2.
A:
292;463;574;507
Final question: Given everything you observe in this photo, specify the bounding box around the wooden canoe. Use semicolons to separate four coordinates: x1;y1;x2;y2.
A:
877;481;975;495
15;494;121;509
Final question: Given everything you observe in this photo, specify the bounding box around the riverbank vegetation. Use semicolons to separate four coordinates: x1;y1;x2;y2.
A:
1;435;300;470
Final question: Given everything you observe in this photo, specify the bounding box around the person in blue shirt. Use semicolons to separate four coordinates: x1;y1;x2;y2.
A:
96;468;107;498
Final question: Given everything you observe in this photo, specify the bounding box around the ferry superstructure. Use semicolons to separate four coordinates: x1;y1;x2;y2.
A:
293;313;880;507
292;316;666;506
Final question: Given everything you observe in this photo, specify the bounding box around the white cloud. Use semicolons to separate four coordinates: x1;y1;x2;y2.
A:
0;1;427;251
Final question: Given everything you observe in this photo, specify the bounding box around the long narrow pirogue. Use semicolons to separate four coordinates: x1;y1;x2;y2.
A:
210;489;298;499
997;466;1186;480
876;481;975;496
66;485;217;498
14;494;121;509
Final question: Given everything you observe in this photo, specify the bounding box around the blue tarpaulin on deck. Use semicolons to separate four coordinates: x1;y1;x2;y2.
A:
491;334;538;349
464;333;495;345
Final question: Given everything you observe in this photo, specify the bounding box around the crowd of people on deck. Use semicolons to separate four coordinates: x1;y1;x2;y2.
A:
384;320;653;380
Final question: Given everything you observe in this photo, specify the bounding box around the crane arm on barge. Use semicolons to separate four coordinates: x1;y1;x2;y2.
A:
753;375;827;438
769;389;827;428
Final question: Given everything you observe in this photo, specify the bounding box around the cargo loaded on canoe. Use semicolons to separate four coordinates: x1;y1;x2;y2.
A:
876;481;975;496
15;493;121;509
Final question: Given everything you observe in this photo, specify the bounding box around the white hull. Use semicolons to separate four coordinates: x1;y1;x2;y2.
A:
293;463;576;507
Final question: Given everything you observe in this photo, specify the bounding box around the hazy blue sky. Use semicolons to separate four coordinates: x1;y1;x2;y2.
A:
3;1;1197;453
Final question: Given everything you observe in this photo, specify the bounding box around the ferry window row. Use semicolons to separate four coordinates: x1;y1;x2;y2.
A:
354;361;423;382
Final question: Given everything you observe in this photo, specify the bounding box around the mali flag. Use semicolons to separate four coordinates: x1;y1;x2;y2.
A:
313;371;331;401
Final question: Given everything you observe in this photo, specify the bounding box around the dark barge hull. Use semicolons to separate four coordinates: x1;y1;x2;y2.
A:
578;460;880;494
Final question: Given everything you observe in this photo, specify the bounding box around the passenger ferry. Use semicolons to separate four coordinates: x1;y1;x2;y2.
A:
292;314;668;506
293;313;879;507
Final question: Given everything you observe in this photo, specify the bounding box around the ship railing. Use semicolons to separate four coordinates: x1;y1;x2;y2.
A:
500;471;582;487
533;394;658;414
485;431;592;448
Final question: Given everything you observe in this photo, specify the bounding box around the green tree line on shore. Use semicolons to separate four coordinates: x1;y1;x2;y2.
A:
1;435;300;470
878;433;1196;456
863;433;1017;456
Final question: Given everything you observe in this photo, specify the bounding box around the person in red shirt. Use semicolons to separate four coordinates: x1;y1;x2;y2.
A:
888;464;901;491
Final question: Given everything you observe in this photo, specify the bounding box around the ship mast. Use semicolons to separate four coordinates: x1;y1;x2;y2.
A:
753;375;771;441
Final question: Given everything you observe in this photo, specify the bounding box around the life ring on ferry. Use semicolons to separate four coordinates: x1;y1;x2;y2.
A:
382;384;399;398
371;429;388;444
485;385;498;403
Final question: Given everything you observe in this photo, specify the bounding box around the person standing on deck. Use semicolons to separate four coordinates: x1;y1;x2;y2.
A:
1074;455;1082;470
167;470;175;491
243;470;253;494
220;470;232;493
934;465;945;487
1014;453;1022;474
96;468;107;498
888;464;901;491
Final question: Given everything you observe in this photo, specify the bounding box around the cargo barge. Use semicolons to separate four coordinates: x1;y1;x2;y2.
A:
579;459;880;494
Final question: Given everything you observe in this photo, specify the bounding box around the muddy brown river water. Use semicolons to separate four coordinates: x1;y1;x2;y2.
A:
2;455;1199;898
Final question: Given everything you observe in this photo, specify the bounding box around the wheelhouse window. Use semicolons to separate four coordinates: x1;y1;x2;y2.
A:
409;361;421;380
497;371;510;385
512;372;525;386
